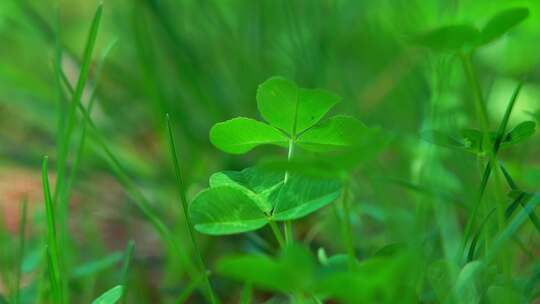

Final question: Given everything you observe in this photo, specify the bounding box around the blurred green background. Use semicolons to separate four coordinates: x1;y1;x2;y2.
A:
0;0;539;303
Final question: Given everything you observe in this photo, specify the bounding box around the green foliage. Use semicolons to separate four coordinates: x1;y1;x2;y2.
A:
481;8;530;45
210;76;355;154
190;168;341;234
217;244;315;293
421;121;536;155
210;117;288;154
256;76;340;135
412;7;530;52
2;1;540;303
91;285;123;304
193;76;366;236
412;24;480;52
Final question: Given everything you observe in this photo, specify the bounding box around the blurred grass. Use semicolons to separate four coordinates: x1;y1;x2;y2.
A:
0;0;539;303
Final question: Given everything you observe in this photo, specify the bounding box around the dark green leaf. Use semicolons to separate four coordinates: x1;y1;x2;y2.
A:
412;24;480;52
481;7;529;45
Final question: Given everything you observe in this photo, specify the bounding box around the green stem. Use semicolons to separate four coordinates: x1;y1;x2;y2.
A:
166;115;218;304
459;52;491;255
460;53;511;274
460;53;490;132
269;221;285;248
283;138;296;244
341;178;355;268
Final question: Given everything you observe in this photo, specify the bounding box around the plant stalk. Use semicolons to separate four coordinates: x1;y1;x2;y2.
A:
283;138;296;244
341;177;355;268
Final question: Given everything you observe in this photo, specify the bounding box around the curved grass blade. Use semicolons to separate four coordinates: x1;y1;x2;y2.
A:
467;208;495;262
53;3;102;207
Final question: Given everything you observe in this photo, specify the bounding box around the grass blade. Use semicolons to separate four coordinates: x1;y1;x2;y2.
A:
486;193;540;263
175;271;209;304
461;82;523;257
54;2;102;207
120;240;134;304
166;114;218;304
42;156;63;303
12;199;28;304
58;71;197;278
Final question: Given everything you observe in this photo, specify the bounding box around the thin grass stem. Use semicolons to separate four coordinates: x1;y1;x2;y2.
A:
166;114;218;304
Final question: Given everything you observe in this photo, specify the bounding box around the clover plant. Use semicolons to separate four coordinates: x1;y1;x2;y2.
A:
189;77;365;238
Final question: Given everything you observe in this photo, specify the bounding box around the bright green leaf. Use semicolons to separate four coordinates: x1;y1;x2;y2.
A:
256;76;340;135
297;115;366;152
91;285;123;304
481;7;529;45
210;167;284;214
190;186;268;235
272;175;341;221
412;24;480;52
209;117;288;154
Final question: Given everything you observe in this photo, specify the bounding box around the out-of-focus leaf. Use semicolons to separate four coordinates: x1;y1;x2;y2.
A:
427;260;459;303
454;261;484;304
480;7;529;45
411;24;480;52
460;128;486;154
420;130;466;149
70;251;123;279
209;117;288;154
217;244;315;293
486;284;525;304
315;255;415;303
91;285;123;304
261;127;389;178
501;121;536;147
256;76;340;135
297;115;366;152
190;186;269;235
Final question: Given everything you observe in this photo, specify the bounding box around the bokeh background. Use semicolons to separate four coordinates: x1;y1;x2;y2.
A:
1;0;540;303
